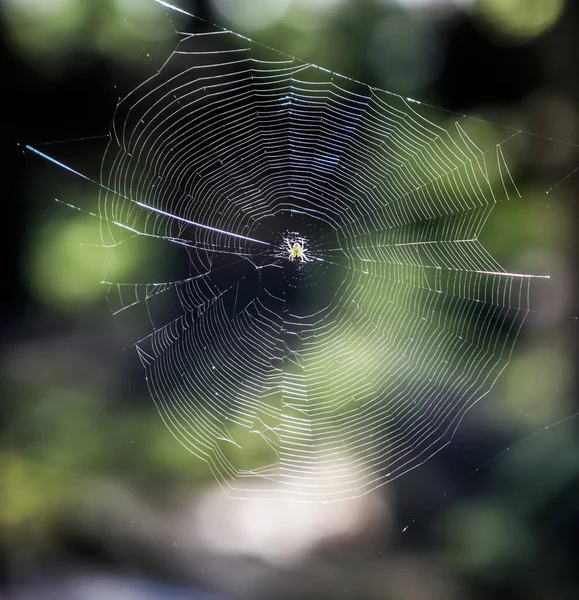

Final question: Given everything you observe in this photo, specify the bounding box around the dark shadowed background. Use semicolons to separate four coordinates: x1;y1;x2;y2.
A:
2;1;579;599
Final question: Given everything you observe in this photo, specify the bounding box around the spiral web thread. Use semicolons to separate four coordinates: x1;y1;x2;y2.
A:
34;4;552;502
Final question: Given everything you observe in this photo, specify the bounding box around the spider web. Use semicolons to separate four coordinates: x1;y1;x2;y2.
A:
27;2;558;502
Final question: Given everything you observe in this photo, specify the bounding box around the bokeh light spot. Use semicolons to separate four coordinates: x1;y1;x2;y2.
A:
1;0;85;63
441;503;533;573
27;212;149;310
368;11;441;93
210;0;293;31
294;0;347;11
473;0;565;41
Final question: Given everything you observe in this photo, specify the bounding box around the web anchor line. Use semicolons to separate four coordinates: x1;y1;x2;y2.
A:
25;145;272;247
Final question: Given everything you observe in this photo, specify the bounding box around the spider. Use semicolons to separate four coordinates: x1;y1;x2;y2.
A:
285;238;311;262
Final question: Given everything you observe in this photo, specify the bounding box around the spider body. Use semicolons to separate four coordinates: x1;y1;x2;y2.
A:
285;238;311;262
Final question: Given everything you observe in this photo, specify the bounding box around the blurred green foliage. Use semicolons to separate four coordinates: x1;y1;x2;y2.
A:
1;0;174;69
2;0;578;598
27;208;154;310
